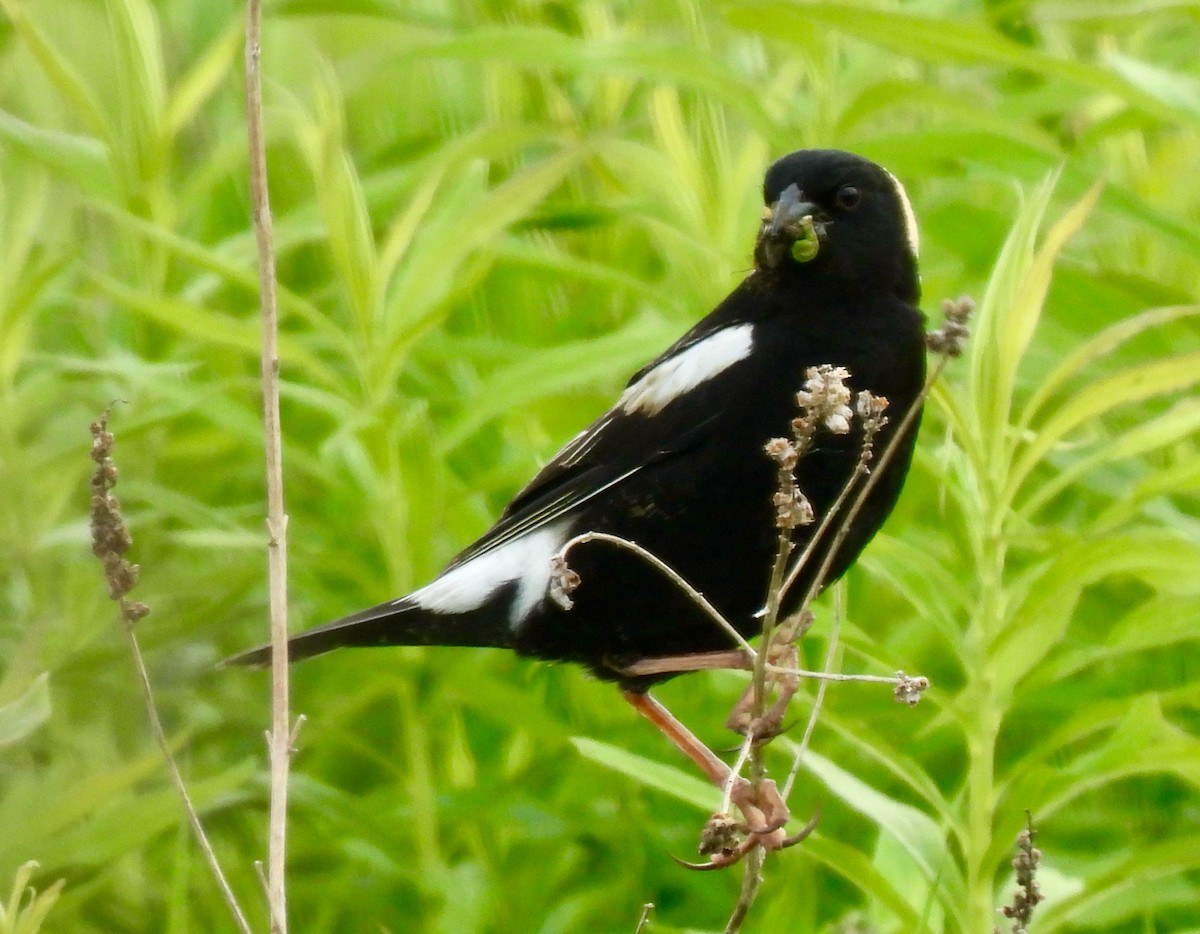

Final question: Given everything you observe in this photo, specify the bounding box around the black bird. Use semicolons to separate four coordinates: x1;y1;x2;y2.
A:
230;148;926;836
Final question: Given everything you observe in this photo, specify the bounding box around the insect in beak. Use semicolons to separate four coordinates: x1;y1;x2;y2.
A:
756;184;825;268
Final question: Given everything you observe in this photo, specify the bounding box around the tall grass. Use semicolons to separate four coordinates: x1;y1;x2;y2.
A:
1;0;1197;930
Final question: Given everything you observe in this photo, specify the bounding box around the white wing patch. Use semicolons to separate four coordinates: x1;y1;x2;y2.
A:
884;170;920;259
407;522;568;625
620;324;754;417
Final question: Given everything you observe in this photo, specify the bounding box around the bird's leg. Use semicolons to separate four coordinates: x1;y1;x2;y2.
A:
618;649;753;679
621;690;791;837
725;642;802;740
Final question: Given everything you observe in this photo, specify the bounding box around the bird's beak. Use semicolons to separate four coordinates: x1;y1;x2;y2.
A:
756;184;825;269
764;184;817;238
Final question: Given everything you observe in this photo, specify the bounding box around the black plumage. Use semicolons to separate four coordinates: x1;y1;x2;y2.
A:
229;148;927;690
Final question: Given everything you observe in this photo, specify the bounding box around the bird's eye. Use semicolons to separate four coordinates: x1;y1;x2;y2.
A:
835;185;861;210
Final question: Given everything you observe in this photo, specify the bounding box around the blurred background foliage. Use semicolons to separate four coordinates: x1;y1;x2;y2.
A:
1;0;1198;930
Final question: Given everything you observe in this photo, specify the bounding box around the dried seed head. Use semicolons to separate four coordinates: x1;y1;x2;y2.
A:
892;671;930;706
855;390;890;425
926;295;975;357
699;813;741;857
1000;819;1044;931
764;437;798;470
773;485;814;528
88;410;152;626
796;365;854;434
548;554;581;610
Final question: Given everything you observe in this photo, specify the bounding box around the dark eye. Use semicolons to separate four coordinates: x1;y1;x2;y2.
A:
835;185;861;210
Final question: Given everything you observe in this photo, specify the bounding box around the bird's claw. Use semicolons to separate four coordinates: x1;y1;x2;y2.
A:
728;776;791;834
678;800;821;871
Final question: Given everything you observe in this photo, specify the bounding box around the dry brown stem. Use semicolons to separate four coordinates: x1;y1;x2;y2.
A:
88;412;254;934
245;1;291;930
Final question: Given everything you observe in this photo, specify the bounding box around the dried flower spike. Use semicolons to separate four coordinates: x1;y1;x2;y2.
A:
795;364;854;435
89;411;150;627
1000;817;1044;933
892;671;930;706
548;554;581;610
926;295;975;357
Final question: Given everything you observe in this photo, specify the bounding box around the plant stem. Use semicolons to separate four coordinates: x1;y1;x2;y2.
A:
963;541;1006;929
724;528;793;932
125;625;256;934
245;2;290;930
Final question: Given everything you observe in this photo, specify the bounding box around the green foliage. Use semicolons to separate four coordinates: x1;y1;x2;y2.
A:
0;862;62;934
1;0;1198;930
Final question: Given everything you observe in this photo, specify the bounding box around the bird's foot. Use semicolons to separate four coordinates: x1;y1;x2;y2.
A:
675;796;821;871
724;643;802;740
728;776;790;835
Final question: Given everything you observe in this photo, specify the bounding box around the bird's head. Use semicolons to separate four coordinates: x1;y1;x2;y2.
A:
753;149;920;304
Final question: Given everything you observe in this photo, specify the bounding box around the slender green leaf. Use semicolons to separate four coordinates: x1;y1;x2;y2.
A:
570;736;720;813
803;752;964;905
0;675;50;749
0;111;114;198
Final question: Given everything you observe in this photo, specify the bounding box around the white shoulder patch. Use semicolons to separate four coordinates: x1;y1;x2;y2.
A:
884;170;920;259
619;324;754;417
408;522;568;625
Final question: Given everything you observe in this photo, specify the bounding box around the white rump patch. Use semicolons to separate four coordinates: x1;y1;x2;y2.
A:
884;170;920;259
620;324;754;416
408;522;568;626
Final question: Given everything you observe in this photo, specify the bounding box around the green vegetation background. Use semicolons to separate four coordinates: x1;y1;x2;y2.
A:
2;0;1198;931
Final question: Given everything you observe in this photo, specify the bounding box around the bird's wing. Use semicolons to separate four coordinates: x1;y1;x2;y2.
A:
443;316;755;570
445;409;719;571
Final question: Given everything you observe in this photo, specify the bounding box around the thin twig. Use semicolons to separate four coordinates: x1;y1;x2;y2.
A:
245;2;291;931
555;532;757;658
782;588;842;799
724;463;799;929
766;666;903;686
783;358;948;614
720;730;756;816
725;844;764;934
780;358;946;606
126;631;256;934
88;415;254;934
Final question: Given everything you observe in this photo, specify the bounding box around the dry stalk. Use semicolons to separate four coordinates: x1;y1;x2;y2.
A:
88;412;254;934
553;532;757;658
245;2;291;930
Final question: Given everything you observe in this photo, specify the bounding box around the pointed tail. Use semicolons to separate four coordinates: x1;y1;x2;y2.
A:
222;597;515;668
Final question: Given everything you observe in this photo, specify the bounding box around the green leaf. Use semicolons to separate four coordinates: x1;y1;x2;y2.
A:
0;111;114;198
991;532;1200;698
801;834;922;927
1011;349;1200;501
1020;395;1200;519
1047;696;1200;810
0;0;109;139
964;168;1059;486
0;861;64;934
163;22;242;139
438;316;681;450
802;751;965;908
1037;839;1200;928
725;1;1189;122
88;273;341;388
1028;594;1200;687
105;0;167;181
1104;51;1200;120
0;675;50;750
570;736;720;813
1019;305;1200;431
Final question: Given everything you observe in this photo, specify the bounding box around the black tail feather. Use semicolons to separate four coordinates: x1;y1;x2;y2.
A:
222;597;515;669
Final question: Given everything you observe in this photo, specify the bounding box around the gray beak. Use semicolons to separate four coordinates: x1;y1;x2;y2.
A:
766;183;819;238
756;184;824;270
